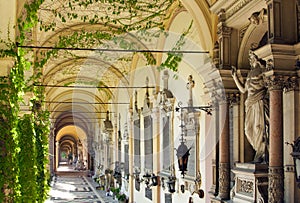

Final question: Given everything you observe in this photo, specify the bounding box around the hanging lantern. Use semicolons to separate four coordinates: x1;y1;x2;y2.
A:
176;141;191;178
151;174;158;186
290;137;300;186
166;175;176;193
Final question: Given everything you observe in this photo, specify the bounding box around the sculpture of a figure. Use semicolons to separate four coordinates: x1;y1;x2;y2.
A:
248;9;267;25
231;50;269;162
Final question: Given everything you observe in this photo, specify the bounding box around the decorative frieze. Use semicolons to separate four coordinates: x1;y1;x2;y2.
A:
226;0;253;19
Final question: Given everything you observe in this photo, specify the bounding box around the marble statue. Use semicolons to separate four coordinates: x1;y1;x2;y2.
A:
231;50;269;162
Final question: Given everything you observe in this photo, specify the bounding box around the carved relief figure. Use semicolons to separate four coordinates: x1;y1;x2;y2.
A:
248;9;267;25
231;50;269;162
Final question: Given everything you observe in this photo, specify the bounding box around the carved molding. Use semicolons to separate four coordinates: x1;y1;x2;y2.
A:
227;0;253;19
268;166;284;203
284;164;295;173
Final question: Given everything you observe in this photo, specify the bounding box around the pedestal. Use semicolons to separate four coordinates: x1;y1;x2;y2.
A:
232;163;268;203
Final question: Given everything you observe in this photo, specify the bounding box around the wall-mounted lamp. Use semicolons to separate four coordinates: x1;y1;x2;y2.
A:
286;137;300;187
143;173;159;188
133;168;143;184
180;184;185;193
143;172;152;188
166;174;176;193
151;174;159;186
176;141;191;178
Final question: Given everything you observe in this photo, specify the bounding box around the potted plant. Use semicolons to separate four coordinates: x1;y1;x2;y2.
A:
110;187;128;203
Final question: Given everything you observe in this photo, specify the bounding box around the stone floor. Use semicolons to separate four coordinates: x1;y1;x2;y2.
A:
46;163;118;203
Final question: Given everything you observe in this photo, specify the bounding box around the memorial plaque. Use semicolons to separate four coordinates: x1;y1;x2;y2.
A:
163;116;171;171
145;187;152;200
144;116;153;170
134;120;140;168
165;193;172;203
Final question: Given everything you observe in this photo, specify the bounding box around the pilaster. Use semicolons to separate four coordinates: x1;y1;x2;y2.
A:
217;9;232;70
265;0;297;44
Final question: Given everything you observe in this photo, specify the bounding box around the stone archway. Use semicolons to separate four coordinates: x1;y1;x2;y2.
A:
53;125;88;172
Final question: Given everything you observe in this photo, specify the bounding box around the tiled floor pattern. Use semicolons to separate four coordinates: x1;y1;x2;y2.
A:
46;163;118;203
46;175;102;203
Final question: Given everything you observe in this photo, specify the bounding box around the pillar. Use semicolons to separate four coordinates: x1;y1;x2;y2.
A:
55;141;59;170
267;75;284;202
218;99;230;200
128;108;134;203
152;106;160;203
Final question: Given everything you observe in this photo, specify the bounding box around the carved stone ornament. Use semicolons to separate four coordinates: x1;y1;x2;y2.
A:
264;74;285;91
217;25;232;37
284;76;299;92
237;178;254;194
268;166;284;203
219;163;230;199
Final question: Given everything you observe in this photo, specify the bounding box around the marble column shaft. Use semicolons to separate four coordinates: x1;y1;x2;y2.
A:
268;80;284;203
218;101;230;200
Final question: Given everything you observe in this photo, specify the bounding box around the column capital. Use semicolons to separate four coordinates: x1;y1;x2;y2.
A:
217;24;232;37
228;92;240;106
284;75;299;92
264;71;285;91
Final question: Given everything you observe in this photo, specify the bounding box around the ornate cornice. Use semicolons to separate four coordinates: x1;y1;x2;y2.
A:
226;0;253;19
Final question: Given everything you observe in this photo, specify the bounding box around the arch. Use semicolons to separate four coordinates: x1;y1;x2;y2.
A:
238;19;268;69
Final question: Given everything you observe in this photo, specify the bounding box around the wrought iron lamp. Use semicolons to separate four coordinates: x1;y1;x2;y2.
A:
175;102;191;178
176;141;191;178
166;174;176;193
151;174;159;186
288;137;300;187
143;172;152;188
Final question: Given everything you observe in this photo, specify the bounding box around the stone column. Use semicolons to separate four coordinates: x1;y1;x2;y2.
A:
128;108;134;203
267;75;284;203
55;141;59;170
218;99;230;200
152;106;160;203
